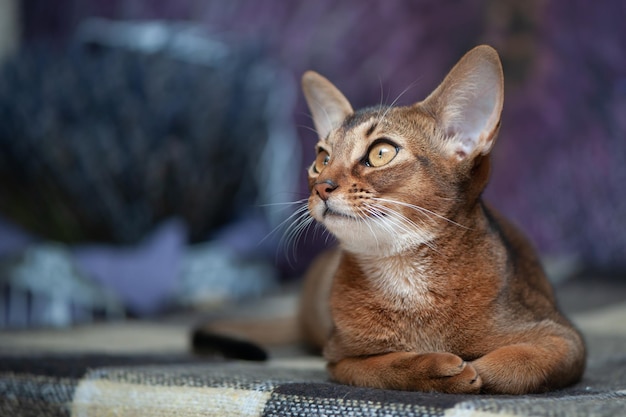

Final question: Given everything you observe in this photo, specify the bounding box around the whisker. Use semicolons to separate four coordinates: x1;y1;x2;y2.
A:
366;203;441;254
372;197;470;230
279;212;310;248
259;200;314;266
297;123;320;136
310;98;334;138
378;75;385;108
376;78;421;125
281;213;315;265
257;198;309;208
322;226;334;245
374;75;388;123
356;206;382;250
368;202;430;235
261;202;309;244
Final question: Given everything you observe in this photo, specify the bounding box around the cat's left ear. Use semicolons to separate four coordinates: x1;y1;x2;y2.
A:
421;45;504;160
302;71;354;139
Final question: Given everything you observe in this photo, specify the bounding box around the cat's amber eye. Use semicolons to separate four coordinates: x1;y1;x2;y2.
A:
366;142;398;167
313;150;330;173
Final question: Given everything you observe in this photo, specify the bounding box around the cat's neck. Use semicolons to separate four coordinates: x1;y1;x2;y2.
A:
339;203;490;304
339;199;483;258
343;246;436;307
337;231;436;259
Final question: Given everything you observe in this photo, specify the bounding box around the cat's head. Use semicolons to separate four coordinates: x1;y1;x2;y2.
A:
302;45;504;256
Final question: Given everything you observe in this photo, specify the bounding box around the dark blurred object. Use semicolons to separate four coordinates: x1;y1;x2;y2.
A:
0;20;299;325
0;20;299;245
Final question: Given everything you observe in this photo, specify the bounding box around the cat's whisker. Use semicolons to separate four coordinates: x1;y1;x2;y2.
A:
377;75;386;111
297;123;321;136
270;203;315;264
322;226;334;246
305;216;324;243
386;214;441;254
372;206;437;247
363;205;404;241
286;210;314;245
376;79;421;126
374;76;389;124
365;208;398;249
366;203;441;254
368;202;430;234
282;214;316;264
372;197;471;230
310;220;322;241
356;206;383;250
260;201;309;246
296;110;323;130
257;198;309;208
278;212;309;251
309;98;335;139
372;209;424;243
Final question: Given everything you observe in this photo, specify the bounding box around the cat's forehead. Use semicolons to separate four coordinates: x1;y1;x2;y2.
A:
319;106;426;152
316;116;372;164
341;107;384;132
322;107;387;147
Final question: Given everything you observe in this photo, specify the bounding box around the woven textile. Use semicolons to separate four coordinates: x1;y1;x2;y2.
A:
2;281;626;417
1;338;626;417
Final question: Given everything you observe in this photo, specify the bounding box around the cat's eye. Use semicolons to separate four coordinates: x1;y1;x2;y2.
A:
313;150;330;173
366;142;398;167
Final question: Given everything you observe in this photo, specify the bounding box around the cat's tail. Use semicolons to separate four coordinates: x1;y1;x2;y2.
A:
191;327;269;361
191;314;307;360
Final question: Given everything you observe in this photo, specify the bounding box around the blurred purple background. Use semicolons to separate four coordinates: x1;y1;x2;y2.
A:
0;0;624;325
24;0;623;268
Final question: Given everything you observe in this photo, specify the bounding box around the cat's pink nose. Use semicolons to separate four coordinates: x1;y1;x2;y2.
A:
314;180;338;201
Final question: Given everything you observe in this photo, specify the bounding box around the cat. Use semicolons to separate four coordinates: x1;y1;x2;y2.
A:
297;45;586;395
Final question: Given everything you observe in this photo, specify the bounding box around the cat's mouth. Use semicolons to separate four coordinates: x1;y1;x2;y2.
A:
322;207;356;220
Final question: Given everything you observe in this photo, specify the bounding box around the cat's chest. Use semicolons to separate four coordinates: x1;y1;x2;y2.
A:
357;255;436;309
327;255;448;360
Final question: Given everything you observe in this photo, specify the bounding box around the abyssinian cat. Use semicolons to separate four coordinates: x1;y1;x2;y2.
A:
298;45;585;395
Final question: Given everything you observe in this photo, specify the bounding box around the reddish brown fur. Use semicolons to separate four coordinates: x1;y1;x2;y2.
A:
299;45;585;394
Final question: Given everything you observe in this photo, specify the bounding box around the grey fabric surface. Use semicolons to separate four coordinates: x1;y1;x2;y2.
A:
1;349;625;417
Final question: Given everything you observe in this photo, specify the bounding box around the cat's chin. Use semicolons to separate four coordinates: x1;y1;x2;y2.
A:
310;200;357;223
322;207;358;220
316;212;357;236
339;238;422;258
311;201;435;256
324;220;435;257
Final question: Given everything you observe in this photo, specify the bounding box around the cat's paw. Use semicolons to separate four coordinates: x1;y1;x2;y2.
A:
411;352;482;394
327;352;482;393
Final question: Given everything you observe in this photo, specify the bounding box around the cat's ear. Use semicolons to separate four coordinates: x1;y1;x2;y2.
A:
421;45;504;160
302;71;353;139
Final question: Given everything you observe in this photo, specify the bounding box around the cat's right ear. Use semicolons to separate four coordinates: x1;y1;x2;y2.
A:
302;71;353;139
421;45;504;161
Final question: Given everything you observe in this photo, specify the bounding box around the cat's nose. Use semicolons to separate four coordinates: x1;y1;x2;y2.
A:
314;180;338;201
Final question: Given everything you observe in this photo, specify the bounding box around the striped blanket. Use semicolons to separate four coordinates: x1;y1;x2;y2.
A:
1;347;626;417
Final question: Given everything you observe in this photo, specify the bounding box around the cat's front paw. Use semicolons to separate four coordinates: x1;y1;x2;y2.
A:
328;351;482;393
411;352;482;394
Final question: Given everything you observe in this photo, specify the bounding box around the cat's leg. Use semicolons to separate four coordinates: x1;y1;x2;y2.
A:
471;334;585;394
328;351;482;393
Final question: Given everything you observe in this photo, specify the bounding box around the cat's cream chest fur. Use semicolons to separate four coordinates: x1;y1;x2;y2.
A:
354;253;435;309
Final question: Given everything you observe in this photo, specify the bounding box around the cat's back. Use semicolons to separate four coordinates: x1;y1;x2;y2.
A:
481;203;558;308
